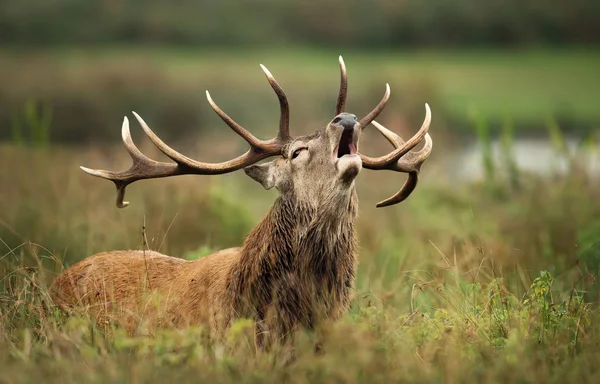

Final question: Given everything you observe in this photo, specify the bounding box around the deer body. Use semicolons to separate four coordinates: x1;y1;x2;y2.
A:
53;191;358;341
51;57;432;345
52;248;238;334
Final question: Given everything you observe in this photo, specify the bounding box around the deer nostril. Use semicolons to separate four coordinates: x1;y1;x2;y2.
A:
332;113;358;129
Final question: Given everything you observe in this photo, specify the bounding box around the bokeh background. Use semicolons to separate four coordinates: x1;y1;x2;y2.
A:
1;0;600;299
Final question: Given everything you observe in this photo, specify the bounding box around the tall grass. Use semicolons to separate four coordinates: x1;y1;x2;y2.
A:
1;110;600;381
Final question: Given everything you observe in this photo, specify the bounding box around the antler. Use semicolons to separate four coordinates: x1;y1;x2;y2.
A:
335;55;390;128
361;104;433;207
335;55;433;208
335;56;348;115
81;65;292;208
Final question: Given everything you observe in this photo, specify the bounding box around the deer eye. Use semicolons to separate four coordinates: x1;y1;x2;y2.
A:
291;147;307;159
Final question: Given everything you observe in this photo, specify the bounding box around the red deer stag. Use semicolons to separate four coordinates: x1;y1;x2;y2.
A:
51;57;433;347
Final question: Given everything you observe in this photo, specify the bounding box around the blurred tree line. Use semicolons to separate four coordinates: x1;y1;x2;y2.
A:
1;0;598;47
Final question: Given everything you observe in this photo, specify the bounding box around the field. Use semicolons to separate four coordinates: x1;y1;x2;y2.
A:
1;48;600;382
1;47;599;144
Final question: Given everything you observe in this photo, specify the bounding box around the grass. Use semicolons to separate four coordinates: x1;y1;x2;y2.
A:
1;113;600;381
2;259;599;382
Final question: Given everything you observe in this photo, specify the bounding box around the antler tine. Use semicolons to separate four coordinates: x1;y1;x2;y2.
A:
373;132;432;208
335;55;348;115
361;103;431;168
133;111;212;168
358;83;391;128
372;120;434;166
371;121;433;173
372;120;404;147
260;64;291;141
400;132;433;169
360;104;433;208
80;116;181;208
205;91;263;148
375;174;419;208
335;56;388;128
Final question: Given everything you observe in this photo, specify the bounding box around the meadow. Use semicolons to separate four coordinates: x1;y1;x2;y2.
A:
1;47;600;383
1;47;599;144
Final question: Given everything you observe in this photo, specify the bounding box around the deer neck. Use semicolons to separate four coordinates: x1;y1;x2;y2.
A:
241;187;358;266
230;187;359;305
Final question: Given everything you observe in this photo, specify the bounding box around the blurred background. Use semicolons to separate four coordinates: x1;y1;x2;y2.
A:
1;0;600;295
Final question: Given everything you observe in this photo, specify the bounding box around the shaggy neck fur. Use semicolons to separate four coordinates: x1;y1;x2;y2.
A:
226;185;359;339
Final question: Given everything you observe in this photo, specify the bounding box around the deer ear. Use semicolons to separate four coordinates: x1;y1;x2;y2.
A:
244;162;277;190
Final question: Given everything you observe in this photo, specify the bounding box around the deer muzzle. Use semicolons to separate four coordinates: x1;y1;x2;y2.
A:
332;113;359;159
331;113;361;181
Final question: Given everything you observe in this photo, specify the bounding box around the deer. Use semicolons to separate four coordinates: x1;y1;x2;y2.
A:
50;56;433;350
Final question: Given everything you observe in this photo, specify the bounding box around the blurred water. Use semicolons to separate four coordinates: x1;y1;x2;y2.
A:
443;138;600;181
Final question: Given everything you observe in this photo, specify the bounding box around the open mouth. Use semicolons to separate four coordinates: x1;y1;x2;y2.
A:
336;127;358;158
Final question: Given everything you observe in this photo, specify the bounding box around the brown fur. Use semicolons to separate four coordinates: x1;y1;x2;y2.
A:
51;114;363;346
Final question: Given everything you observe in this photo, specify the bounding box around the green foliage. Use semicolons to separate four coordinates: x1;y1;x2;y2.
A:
500;113;521;191
577;222;600;273
10;100;52;147
204;186;255;247
384;269;589;355
471;108;495;186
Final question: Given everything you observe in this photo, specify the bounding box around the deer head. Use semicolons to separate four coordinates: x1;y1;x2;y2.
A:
244;111;366;210
80;57;432;210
